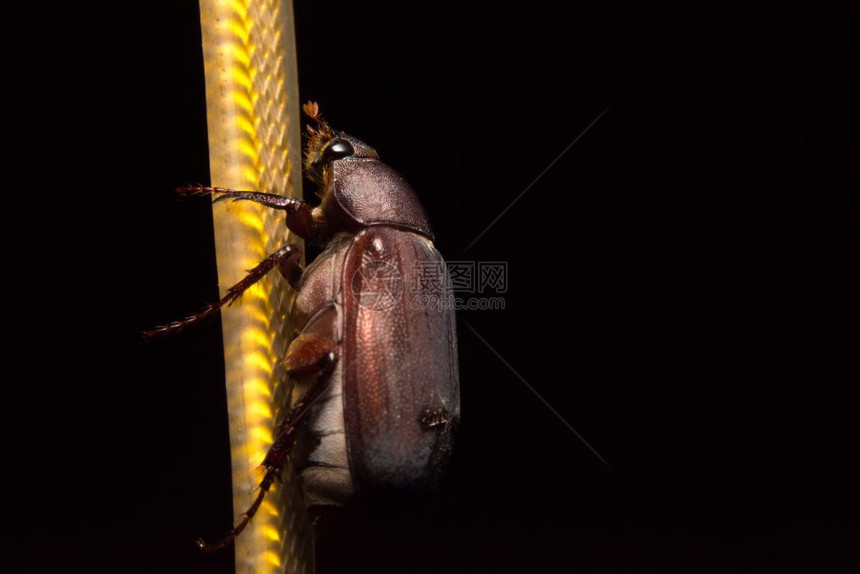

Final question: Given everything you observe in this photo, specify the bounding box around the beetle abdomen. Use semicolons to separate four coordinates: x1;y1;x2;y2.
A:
300;355;355;507
292;301;355;507
342;227;460;493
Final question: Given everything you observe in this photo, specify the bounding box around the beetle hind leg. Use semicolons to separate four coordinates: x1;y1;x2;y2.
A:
196;335;338;553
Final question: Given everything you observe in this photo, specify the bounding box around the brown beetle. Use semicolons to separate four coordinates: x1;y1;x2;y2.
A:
147;102;460;551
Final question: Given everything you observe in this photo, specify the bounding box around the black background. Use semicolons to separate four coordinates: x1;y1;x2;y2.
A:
10;1;859;572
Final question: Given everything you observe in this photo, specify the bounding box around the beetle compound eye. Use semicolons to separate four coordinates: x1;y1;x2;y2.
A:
322;139;355;163
309;139;354;182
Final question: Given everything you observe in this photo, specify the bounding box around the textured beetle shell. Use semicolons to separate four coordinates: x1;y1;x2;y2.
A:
343;227;460;492
295;227;460;504
324;159;435;239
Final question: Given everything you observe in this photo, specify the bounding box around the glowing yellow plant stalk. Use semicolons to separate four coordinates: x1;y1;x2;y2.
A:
198;1;312;572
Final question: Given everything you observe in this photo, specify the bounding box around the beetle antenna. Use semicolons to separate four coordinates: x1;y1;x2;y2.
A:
302;101;336;175
302;101;323;124
302;101;333;136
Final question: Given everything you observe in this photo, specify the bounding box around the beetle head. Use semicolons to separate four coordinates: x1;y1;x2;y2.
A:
303;101;378;190
301;101;434;240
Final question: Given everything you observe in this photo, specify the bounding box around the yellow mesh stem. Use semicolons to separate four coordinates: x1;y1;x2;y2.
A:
198;1;312;572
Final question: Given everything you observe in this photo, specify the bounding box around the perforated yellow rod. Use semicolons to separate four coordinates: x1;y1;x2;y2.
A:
198;1;312;572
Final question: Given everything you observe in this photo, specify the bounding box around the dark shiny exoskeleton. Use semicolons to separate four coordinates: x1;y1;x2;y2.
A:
148;102;460;552
290;105;460;505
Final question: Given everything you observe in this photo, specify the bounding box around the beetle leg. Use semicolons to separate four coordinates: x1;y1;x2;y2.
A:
177;185;301;210
263;334;340;470
144;245;302;338
177;185;322;242
197;340;337;553
277;254;303;289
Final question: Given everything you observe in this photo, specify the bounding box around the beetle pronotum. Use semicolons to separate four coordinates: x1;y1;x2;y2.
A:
148;102;460;552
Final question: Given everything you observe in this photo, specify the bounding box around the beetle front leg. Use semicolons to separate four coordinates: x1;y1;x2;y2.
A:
197;334;338;553
144;244;303;338
178;186;301;210
177;186;322;242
